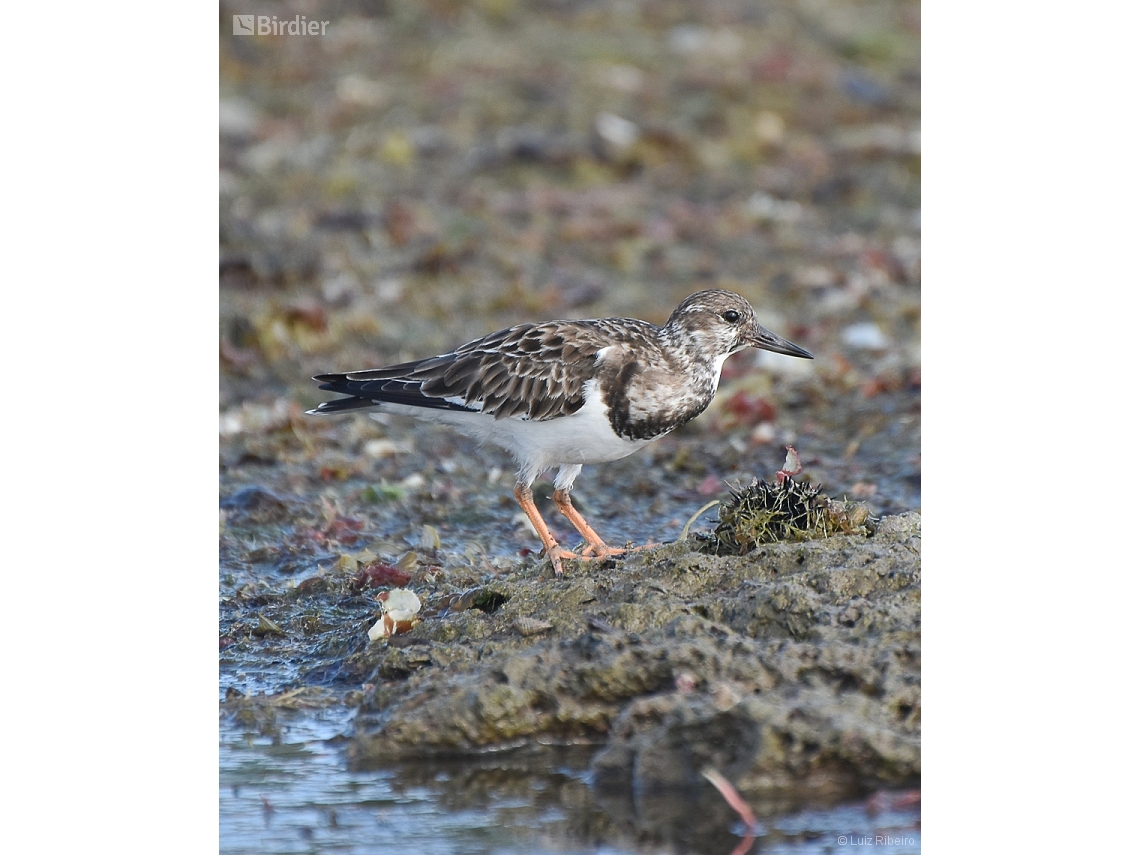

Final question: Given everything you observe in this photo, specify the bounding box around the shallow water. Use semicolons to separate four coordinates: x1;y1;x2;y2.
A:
221;710;560;855
220;707;919;855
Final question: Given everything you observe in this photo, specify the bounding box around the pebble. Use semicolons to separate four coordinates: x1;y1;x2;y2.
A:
842;322;890;350
750;422;777;444
595;64;644;93
219;98;260;137
364;438;410;458
667;25;742;59
746;191;802;223
833;124;920;156
754;111;785;145
336;74;391;108
841;70;891;105
594;112;639;150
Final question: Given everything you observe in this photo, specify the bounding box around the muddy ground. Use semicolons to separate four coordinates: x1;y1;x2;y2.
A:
219;0;920;838
222;509;919;786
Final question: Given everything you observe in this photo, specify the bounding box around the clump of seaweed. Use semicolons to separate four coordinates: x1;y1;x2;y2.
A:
698;477;874;556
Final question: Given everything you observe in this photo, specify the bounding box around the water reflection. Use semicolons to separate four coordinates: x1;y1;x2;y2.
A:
221;708;919;854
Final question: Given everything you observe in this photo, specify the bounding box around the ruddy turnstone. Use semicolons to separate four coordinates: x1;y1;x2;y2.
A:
308;289;812;574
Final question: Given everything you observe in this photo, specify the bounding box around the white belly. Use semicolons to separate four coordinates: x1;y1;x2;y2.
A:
370;379;654;483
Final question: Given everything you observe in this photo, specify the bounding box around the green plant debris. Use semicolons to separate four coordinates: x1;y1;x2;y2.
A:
360;481;406;504
698;478;874;556
253;614;287;636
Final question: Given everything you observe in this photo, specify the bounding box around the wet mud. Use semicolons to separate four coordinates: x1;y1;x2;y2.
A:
222;508;919;803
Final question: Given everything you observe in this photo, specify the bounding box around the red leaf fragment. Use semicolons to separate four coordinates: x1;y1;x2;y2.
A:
281;299;327;332
861;370;904;398
866;789;921;814
319;465;351;481
698;475;722;497
351;562;412;592
724;390;777;423
385;200;415;246
323;515;364;544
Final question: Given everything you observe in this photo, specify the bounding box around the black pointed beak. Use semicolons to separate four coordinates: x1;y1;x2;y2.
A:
747;324;813;359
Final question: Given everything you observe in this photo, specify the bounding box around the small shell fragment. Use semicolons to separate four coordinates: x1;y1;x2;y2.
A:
513;617;553;637
377;588;421;621
368;613;419;641
419;524;441;551
369;588;422;640
776;446;803;483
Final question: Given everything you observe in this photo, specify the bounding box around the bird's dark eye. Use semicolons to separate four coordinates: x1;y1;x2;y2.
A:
722;310;741;323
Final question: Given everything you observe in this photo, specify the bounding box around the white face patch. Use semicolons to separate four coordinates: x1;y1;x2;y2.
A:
711;350;734;392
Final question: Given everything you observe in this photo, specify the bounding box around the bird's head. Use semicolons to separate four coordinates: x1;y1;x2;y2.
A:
663;289;813;362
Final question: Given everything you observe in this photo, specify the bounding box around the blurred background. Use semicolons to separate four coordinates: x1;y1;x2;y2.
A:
220;0;919;518
220;1;919;852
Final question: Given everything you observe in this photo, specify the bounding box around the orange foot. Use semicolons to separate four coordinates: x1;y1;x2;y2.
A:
550;542;664;573
545;546;584;576
580;543;627;559
584;541;661;557
516;484;661;576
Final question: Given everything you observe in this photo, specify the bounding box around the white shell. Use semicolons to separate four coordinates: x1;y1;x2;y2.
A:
379;588;421;622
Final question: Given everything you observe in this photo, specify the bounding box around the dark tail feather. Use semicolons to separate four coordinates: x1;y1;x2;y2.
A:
305;396;378;416
308;374;473;415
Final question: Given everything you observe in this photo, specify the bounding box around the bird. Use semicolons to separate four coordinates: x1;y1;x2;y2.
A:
307;289;813;574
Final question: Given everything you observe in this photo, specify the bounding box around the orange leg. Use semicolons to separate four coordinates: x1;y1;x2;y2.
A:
514;484;581;575
552;489;628;559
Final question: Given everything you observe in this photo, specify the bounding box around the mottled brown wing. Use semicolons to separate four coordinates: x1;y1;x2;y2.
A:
314;319;658;421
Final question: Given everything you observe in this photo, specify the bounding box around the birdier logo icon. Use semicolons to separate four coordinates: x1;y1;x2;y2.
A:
232;14;330;36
